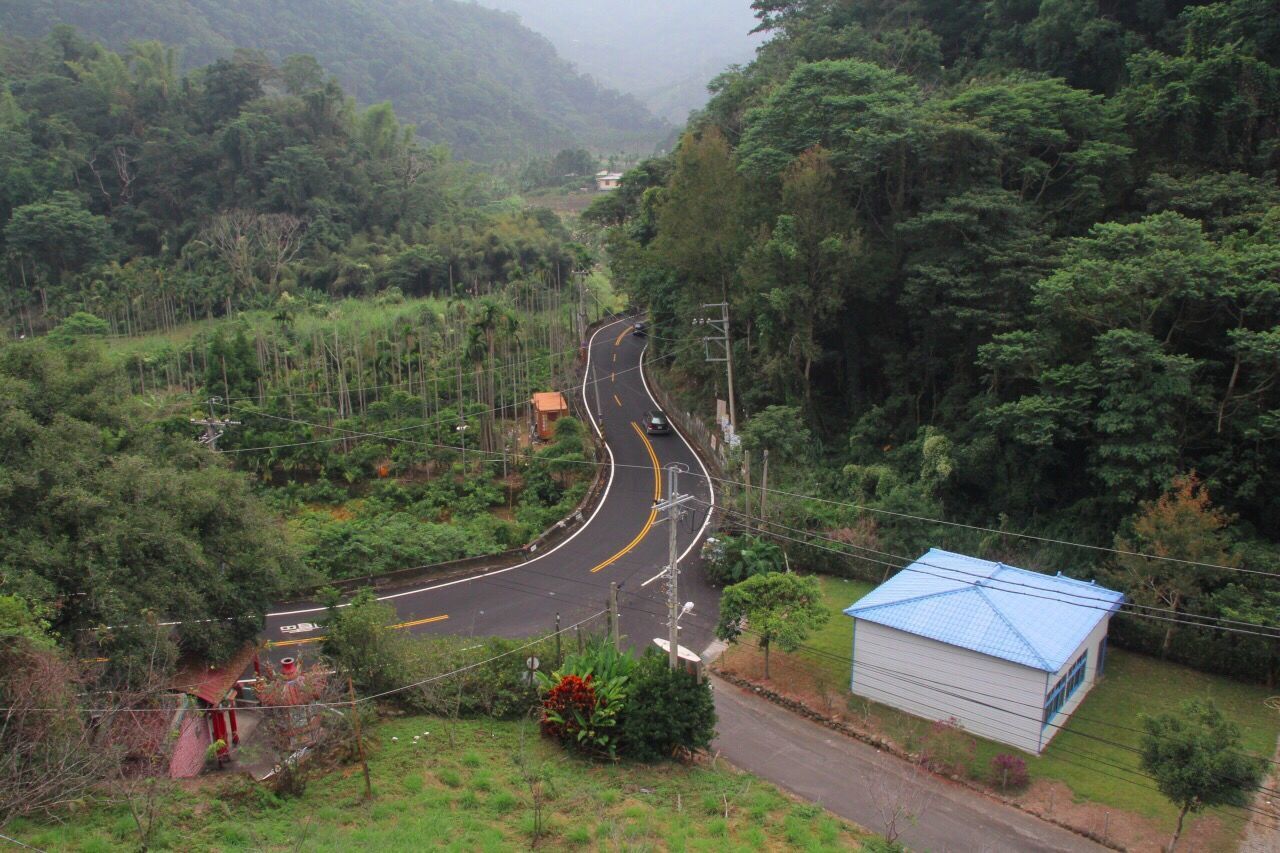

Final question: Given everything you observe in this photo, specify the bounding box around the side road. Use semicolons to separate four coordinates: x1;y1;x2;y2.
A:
711;677;1107;853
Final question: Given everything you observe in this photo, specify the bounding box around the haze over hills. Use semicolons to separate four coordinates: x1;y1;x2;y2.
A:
0;0;671;160
477;0;765;123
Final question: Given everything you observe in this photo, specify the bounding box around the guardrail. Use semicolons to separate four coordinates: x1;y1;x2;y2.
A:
640;354;728;480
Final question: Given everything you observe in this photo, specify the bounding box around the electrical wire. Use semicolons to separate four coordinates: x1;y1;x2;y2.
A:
703;503;1280;639
704;472;1280;579
708;502;1280;638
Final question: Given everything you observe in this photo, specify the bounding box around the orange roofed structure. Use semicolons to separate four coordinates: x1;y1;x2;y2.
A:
531;391;569;440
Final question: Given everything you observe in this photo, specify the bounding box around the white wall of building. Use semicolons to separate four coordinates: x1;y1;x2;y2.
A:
850;617;1112;755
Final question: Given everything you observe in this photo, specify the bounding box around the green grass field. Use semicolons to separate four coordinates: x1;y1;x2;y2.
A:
7;715;875;852
731;575;1279;847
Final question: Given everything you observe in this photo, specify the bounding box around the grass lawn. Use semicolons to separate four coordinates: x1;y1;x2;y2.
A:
719;575;1279;851
7;715;876;852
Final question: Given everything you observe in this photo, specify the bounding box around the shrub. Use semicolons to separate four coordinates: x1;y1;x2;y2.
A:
540;674;600;743
617;649;716;761
701;534;786;586
536;639;633;756
989;753;1030;791
917;717;976;777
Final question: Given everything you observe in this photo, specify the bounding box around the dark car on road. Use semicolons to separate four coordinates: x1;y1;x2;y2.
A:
632;321;647;337
645;409;671;435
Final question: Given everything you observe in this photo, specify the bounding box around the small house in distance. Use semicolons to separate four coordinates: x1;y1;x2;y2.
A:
531;391;569;441
844;549;1124;754
595;171;623;191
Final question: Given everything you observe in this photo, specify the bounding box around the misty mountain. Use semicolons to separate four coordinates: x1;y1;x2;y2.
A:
477;0;765;123
0;0;671;160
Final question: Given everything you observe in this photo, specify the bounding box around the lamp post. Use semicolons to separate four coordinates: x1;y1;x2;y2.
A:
456;422;469;469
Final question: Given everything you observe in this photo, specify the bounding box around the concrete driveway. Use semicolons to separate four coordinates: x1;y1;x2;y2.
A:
711;677;1107;852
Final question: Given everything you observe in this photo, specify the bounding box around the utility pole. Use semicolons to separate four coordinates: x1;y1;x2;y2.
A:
592;365;603;430
696;302;736;435
608;581;620;652
190;397;239;451
759;448;770;527
653;463;697;669
575;268;589;356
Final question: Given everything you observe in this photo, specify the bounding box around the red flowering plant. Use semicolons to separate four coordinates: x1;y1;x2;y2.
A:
536;640;633;757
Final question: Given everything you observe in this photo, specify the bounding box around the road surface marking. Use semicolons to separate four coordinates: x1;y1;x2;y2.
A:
267;613;448;648
611;371;615;382
613;394;622;407
267;315;637;614
390;614;450;630
612;352;617;363
589;421;660;573
637;342;717;586
614;327;628;346
268;636;323;648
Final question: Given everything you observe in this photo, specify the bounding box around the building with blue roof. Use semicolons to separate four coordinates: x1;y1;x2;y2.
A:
844;548;1124;754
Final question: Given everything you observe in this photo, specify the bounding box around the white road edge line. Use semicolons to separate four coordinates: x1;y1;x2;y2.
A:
266;317;630;620
637;342;716;588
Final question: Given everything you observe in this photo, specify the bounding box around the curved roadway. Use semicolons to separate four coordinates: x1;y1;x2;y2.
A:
262;316;720;660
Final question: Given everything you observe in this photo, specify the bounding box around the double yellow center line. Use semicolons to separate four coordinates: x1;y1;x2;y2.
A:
266;613;449;649
589;421;661;573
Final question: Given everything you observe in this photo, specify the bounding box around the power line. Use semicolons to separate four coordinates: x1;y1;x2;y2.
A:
703;472;1280;579
704;503;1280;639
708;503;1280;638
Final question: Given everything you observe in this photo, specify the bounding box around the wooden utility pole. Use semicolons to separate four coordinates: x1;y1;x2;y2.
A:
348;676;372;800
759;449;770;524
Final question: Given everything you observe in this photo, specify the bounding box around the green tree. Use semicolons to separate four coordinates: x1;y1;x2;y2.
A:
618;648;716;760
321;588;404;694
1104;473;1238;656
1140;698;1267;851
715;572;829;679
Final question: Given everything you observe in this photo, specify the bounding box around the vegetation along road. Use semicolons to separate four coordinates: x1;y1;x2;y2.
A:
260;316;720;664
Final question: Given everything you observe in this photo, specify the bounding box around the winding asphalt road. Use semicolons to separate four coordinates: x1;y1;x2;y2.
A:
248;315;1117;851
260;316;721;661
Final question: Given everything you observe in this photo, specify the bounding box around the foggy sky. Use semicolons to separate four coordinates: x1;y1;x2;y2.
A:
474;0;765;122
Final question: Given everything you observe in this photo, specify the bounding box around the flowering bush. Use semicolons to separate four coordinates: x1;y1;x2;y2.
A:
989;753;1030;791
540;674;599;743
537;640;632;756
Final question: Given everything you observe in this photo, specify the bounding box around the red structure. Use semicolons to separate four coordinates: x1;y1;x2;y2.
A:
168;643;259;777
532;391;569;440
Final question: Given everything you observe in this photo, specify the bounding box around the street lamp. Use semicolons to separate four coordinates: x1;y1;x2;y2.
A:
456;422;469;469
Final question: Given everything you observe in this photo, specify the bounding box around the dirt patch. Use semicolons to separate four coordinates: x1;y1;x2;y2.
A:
1013;780;1228;852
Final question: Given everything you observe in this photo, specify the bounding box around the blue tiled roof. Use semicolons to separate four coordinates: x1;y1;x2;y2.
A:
844;549;1124;672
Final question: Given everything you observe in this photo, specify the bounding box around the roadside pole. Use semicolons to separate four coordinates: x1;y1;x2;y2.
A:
654;463;697;669
608;582;620;652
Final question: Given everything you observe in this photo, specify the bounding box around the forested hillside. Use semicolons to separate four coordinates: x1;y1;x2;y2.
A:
0;0;668;159
0;29;603;667
594;0;1280;681
0;30;585;336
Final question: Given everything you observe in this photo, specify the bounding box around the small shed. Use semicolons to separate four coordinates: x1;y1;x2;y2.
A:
531;391;569;440
844;549;1124;754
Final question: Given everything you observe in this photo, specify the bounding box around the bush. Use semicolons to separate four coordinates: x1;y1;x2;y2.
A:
917;717;976;777
989;753;1030;791
617;649;716;761
398;634;552;718
536;639;633;757
701;534;786;586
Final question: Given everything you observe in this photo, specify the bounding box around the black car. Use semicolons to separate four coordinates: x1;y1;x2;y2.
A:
645;409;671;435
632;321;647;337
